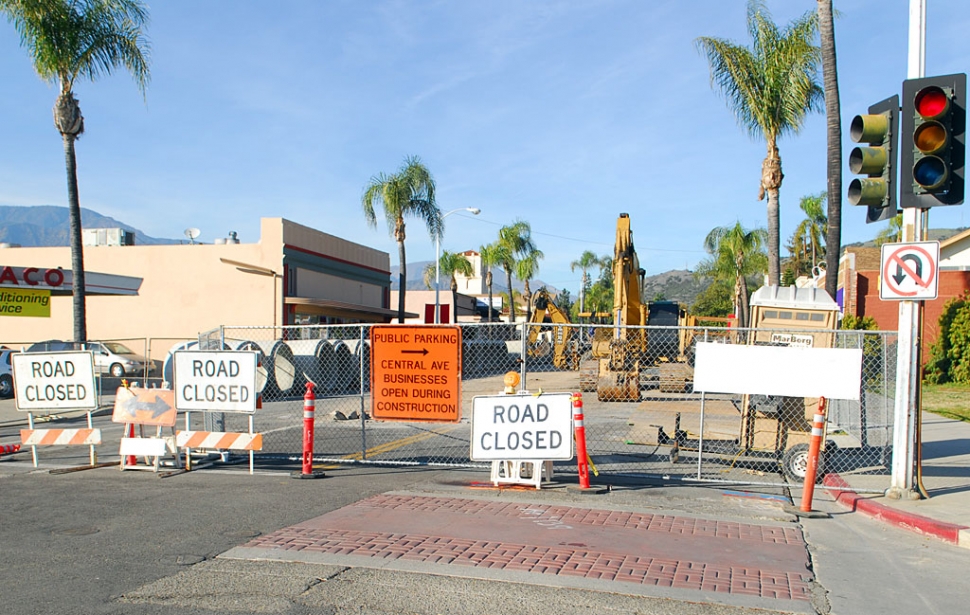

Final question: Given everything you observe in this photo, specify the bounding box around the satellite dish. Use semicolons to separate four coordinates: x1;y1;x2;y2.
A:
184;228;201;244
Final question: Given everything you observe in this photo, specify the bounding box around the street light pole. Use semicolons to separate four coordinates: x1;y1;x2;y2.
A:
435;207;481;324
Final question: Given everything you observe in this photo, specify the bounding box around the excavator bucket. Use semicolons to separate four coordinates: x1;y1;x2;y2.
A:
596;362;641;402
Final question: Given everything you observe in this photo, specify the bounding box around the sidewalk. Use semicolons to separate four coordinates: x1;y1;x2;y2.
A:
818;411;970;548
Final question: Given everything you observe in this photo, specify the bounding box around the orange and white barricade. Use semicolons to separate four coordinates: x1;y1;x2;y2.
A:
20;427;102;469
176;429;263;474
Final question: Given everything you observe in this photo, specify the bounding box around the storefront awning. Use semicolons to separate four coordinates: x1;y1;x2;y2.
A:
285;296;418;321
0;266;142;295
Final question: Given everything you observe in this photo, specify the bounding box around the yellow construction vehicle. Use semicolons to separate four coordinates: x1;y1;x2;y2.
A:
579;213;696;401
526;288;578;370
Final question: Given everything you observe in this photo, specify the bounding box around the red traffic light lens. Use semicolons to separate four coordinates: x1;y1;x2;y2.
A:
914;86;949;119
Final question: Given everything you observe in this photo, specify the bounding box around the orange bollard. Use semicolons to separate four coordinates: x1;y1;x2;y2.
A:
799;396;827;512
302;382;316;475
572;393;590;489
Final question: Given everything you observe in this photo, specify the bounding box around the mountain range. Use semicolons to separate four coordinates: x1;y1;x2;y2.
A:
0;205;177;246
5;205;969;308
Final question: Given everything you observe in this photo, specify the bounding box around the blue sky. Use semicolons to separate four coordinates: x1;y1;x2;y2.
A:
1;0;969;294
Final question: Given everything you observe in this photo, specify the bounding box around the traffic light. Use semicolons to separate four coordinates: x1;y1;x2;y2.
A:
848;95;899;224
900;73;966;208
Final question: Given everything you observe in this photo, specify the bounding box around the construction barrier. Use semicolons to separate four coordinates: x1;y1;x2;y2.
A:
20;428;101;447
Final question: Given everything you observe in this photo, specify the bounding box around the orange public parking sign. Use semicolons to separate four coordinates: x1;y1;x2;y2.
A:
370;325;462;422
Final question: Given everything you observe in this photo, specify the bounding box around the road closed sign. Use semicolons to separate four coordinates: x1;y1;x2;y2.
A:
470;393;573;461
174;350;258;413
12;351;97;411
370;325;462;422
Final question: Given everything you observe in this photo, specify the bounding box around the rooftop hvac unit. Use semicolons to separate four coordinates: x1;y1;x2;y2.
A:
82;228;135;247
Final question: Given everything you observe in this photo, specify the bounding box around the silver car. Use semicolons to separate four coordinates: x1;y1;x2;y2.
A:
26;340;155;378
0;349;13;398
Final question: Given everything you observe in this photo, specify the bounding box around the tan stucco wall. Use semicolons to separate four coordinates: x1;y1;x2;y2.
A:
0;217;391;358
1;240;281;353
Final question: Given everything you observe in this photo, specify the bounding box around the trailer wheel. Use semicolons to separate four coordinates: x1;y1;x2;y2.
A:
781;443;825;483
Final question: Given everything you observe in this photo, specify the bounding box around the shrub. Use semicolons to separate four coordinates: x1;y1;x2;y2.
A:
925;292;970;384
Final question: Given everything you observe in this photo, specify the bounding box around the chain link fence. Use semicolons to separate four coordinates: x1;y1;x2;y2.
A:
178;322;895;490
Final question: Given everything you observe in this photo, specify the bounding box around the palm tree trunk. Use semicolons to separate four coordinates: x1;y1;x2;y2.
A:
485;272;493;324
739;275;750;328
450;277;459;325
761;145;783;286
397;240;407;323
55;89;87;344
523;279;532;322
504;267;516;322
64;133;87;343
819;0;842;300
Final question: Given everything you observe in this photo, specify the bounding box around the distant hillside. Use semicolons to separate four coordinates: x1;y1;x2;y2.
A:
0;205;177;246
641;269;708;305
844;226;967;249
389;262;558;294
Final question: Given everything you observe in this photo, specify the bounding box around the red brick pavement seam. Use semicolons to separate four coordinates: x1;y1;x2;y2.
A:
824;473;970;545
356;495;804;545
244;527;812;601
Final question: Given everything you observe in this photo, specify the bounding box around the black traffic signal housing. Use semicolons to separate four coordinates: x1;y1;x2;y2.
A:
900;73;966;208
848;95;899;224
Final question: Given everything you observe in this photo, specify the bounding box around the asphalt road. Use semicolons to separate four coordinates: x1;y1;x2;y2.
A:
2;453;968;615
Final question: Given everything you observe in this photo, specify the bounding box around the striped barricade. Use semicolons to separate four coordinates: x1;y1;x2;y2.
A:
176;431;263;451
20;427;104;470
176;431;263;474
21;428;102;447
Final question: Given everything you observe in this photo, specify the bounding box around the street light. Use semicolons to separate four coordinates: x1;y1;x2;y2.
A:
435;207;481;324
220;257;282;330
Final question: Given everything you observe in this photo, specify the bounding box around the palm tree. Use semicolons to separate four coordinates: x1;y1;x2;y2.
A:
792;192;827;274
875;214;903;246
494;220;539;322
362;155;442;323
696;222;768;328
570;250;605;319
1;0;150;343
818;0;842;300
422;251;473;323
697;0;822;286
515;249;544;322
478;243;502;323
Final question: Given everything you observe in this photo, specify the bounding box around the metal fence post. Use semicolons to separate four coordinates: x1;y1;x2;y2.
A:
519;320;528;391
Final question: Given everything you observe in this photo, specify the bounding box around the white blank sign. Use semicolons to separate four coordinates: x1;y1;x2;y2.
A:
693;342;863;401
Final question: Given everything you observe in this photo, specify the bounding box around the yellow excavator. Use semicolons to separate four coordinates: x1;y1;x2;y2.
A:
526;288;578;370
579;213;696;401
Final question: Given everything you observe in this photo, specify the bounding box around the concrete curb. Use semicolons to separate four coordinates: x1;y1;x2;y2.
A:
824;473;970;548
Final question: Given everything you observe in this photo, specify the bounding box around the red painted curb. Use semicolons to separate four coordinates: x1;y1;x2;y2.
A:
823;473;969;544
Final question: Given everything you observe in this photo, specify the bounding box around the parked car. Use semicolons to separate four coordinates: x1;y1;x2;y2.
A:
0;348;14;398
25;340;155;378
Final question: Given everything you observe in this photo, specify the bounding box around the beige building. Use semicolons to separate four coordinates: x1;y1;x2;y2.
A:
0;218;396;357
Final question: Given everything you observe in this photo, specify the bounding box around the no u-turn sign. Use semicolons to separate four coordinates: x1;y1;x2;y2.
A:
880;241;940;301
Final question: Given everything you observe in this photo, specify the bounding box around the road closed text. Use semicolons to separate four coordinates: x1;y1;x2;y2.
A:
173;351;259;413
11;352;98;411
470;394;573;461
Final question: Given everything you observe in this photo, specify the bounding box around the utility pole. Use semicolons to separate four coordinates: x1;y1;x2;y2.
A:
887;0;926;499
